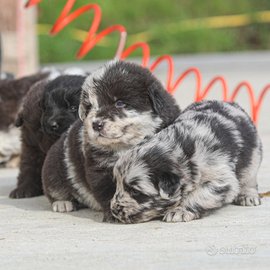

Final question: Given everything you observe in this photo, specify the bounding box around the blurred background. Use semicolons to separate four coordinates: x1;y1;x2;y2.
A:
37;0;270;63
1;0;270;75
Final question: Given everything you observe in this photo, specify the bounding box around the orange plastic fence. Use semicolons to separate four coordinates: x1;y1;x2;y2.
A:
26;0;270;125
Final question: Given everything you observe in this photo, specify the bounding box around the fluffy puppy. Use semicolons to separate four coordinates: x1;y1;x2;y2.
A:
9;75;86;198
42;59;181;222
39;76;85;141
111;100;262;223
0;72;49;166
0;72;49;130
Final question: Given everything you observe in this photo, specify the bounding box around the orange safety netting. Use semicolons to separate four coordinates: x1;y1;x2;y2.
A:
26;0;270;125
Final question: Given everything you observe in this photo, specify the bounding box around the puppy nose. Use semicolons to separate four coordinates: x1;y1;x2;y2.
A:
92;121;104;131
111;209;119;215
49;121;59;130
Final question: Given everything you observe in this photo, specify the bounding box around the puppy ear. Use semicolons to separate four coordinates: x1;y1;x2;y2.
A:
79;88;93;120
15;112;24;127
147;81;165;115
158;171;181;200
78;88;87;121
78;103;87;121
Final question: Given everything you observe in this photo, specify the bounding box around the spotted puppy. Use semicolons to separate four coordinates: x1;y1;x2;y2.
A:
42;59;181;222
111;100;262;223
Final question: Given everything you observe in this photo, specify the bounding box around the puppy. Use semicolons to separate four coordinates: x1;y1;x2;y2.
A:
9;75;86;198
0;72;50;166
0;72;49;130
111;100;262;223
39;75;85;141
42;59;181;222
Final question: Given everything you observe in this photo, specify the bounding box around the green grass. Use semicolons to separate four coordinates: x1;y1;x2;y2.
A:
38;0;270;63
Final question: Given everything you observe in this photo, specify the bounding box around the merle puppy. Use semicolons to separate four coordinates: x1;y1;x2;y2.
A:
42;59;181;222
10;75;86;198
111;100;262;223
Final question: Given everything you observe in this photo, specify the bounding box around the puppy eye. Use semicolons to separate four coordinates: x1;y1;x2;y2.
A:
129;188;141;196
69;106;77;112
116;101;125;107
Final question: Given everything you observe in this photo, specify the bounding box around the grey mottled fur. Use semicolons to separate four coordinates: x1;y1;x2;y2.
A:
111;100;262;223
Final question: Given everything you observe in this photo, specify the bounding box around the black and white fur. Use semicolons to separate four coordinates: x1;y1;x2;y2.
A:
42;59;181;222
111;100;262;223
0;72;50;166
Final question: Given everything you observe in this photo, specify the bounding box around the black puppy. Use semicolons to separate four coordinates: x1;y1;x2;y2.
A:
39;75;84;141
10;75;86;198
42;60;181;222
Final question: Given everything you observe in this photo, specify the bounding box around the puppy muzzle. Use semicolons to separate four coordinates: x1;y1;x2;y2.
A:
110;201;141;224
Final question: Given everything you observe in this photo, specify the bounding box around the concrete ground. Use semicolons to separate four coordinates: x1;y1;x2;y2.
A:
1;51;270;270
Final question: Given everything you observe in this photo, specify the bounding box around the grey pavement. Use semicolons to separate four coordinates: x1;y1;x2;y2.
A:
1;51;270;269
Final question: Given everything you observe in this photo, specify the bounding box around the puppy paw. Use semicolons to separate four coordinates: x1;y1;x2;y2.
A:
163;207;195;222
4;155;20;168
103;211;119;223
52;201;74;212
234;195;261;206
9;186;43;198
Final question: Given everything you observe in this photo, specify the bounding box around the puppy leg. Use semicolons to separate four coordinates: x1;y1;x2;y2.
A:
234;149;261;206
86;170;117;222
42;146;81;212
43;170;82;213
10;144;44;198
163;174;239;222
44;183;82;213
